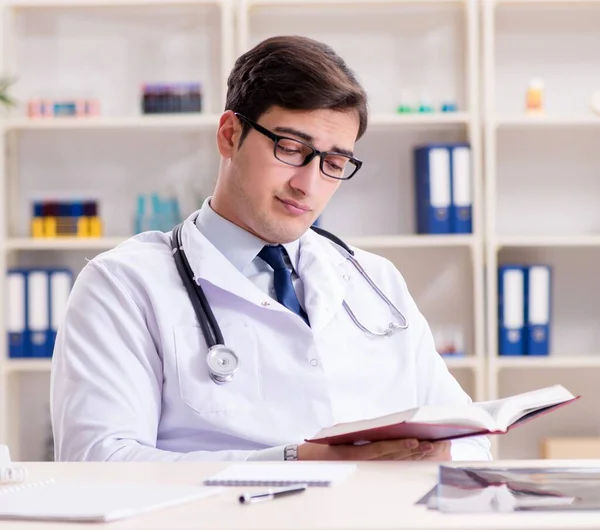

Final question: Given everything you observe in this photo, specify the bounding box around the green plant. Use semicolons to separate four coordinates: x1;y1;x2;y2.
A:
0;76;16;108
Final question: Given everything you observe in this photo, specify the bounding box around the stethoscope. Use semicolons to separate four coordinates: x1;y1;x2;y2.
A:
171;222;409;385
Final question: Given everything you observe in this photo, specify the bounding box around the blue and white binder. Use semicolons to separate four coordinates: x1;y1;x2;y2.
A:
414;145;451;234
525;265;551;356
498;265;525;356
6;269;28;358
48;269;73;354
27;270;51;358
449;144;472;234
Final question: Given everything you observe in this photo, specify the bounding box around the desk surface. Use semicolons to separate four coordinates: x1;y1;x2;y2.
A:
6;460;600;530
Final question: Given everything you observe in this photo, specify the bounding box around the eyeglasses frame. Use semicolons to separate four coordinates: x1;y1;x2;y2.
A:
234;112;363;181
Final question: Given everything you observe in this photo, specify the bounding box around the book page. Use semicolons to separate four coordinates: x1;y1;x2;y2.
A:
491;385;575;430
410;405;497;431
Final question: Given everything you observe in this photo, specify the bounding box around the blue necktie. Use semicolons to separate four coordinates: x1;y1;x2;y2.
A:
258;245;309;326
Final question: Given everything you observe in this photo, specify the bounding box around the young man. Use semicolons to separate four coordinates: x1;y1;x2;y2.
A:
50;36;491;462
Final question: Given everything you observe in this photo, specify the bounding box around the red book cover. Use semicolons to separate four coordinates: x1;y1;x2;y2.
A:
307;397;579;445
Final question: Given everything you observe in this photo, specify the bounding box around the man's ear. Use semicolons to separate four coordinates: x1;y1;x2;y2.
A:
216;111;241;158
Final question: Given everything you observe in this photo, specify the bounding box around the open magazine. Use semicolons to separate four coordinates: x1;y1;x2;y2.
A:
307;385;578;445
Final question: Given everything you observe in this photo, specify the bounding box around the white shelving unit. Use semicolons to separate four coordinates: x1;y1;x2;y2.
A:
0;0;485;461
484;0;600;459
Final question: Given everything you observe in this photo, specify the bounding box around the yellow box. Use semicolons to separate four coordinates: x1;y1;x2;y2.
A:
88;216;102;238
77;217;90;237
44;217;57;238
31;218;45;238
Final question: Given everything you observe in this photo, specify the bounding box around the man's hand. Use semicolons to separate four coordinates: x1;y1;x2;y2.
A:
298;439;452;461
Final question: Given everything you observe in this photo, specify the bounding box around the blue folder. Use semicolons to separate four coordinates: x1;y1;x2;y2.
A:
498;265;526;356
414;145;451;234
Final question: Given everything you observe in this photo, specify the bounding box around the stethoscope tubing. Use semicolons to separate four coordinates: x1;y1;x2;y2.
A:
172;223;223;348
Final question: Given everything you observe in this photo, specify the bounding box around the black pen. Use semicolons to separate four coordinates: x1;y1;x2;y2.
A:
238;483;308;504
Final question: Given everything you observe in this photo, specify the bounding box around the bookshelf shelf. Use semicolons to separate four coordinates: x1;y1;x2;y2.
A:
368;112;470;128
9;0;225;8
5;237;127;251
443;356;480;369
3;359;52;373
495;116;600;129
246;0;462;7
494;236;600;249
346;234;475;250
7;113;468;132
495;356;600;369
6;115;220;132
494;0;600;5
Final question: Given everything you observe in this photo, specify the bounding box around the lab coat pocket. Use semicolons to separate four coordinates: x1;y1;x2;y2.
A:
173;322;262;414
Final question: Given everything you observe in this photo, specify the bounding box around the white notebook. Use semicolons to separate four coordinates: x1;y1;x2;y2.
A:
0;478;223;522
203;462;357;487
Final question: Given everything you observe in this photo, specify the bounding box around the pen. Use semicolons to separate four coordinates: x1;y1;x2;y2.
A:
238;483;308;504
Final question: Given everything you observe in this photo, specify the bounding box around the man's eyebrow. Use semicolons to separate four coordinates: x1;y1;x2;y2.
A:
273;126;355;158
273;126;313;143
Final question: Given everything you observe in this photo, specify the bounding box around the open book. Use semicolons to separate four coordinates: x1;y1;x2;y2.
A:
307;385;578;445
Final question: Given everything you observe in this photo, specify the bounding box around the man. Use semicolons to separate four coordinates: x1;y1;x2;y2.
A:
50;35;491;462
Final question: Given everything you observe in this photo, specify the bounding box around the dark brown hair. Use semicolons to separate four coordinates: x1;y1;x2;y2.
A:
225;35;368;142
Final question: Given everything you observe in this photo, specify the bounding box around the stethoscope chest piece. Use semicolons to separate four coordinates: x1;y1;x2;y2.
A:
206;345;240;384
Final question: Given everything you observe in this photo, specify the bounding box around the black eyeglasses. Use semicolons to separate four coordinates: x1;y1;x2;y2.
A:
234;112;362;180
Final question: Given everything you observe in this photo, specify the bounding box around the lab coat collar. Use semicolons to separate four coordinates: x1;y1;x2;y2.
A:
179;213;273;310
296;228;350;334
179;211;350;332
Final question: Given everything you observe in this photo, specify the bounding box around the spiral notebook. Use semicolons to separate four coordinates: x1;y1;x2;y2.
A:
0;478;223;522
203;462;357;487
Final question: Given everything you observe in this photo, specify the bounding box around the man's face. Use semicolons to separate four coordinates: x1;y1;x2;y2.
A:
213;106;360;244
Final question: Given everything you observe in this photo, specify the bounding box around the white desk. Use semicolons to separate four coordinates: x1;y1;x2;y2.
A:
6;460;600;530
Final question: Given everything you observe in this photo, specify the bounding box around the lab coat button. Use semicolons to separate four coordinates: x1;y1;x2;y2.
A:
261;301;270;307
309;359;319;367
343;274;350;282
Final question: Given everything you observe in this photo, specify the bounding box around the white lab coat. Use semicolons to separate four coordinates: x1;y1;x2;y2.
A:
50;214;491;462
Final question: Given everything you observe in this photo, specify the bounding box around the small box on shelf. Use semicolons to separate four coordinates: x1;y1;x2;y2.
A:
396;90;459;115
134;193;182;234
141;82;202;115
31;200;103;239
432;325;466;358
27;97;100;119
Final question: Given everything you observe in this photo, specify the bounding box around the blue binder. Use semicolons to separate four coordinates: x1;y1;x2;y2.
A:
498;265;525;356
6;269;28;358
414;145;451;234
48;268;74;356
525;265;551;356
27;269;51;358
449;143;472;234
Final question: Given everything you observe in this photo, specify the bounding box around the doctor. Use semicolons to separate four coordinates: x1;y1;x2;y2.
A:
50;35;491;463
